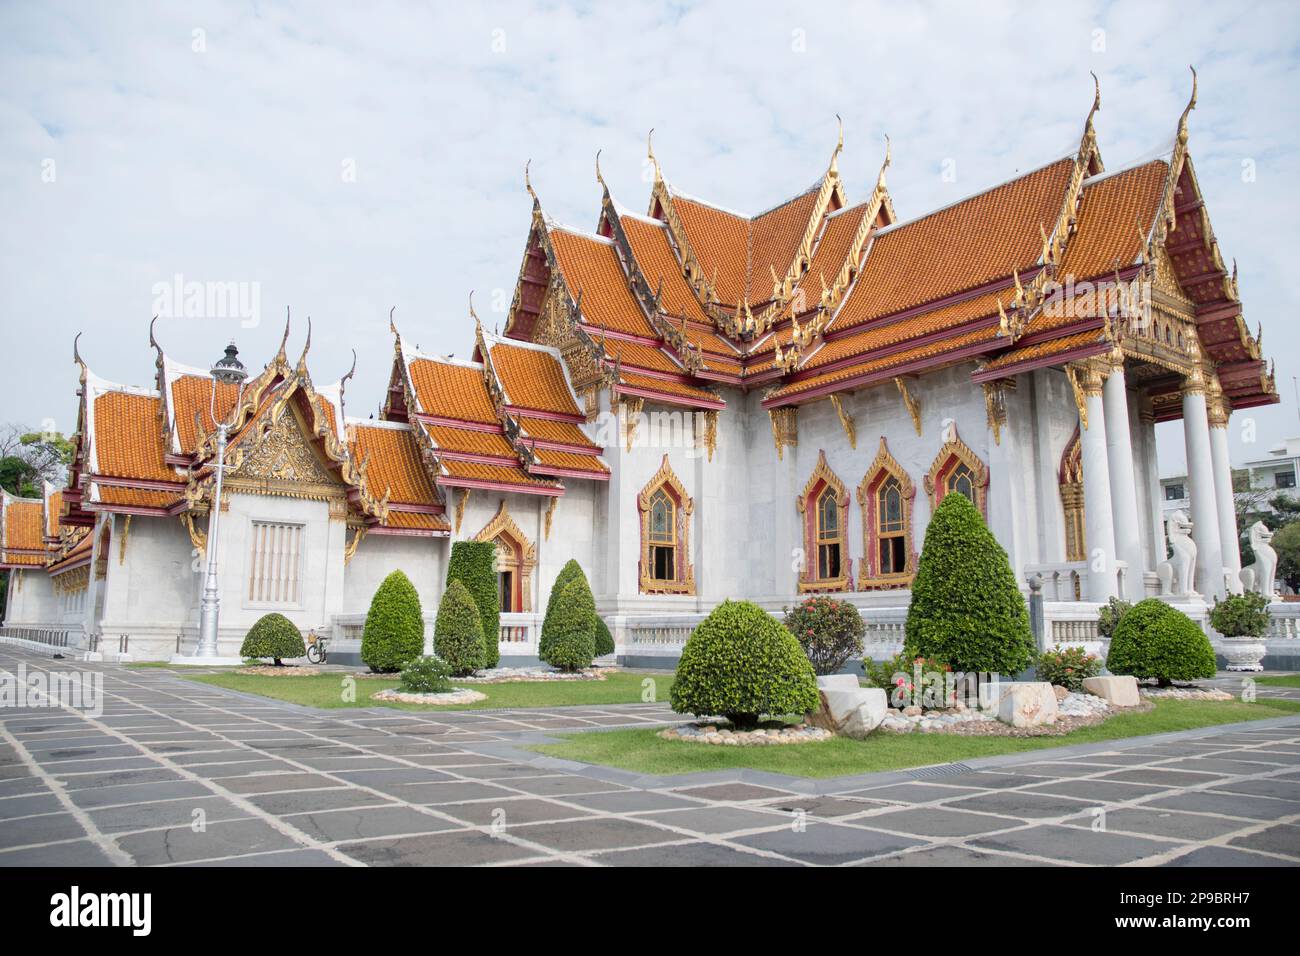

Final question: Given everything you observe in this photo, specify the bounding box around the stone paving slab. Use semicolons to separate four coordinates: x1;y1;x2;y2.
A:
2;646;1299;867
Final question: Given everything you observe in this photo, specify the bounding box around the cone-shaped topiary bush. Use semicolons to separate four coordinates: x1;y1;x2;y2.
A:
670;600;818;730
904;491;1034;676
1106;598;1217;686
433;579;485;676
446;541;499;669
540;559;595;662
240;612;306;665
362;569;425;673
594;614;615;657
541;577;596;671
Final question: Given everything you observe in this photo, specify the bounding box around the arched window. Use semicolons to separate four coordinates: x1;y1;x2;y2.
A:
474;501;536;613
925;424;989;518
637;455;695;594
798;450;851;592
857;437;916;589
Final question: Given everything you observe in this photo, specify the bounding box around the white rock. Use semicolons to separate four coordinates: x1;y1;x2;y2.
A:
1081;675;1140;707
996;682;1059;727
807;682;888;739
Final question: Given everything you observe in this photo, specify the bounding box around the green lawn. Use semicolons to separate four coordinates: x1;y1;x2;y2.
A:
182;669;675;711
531;697;1300;779
1255;675;1300;688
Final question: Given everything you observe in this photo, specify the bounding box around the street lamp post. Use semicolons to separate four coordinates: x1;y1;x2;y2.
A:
192;342;248;660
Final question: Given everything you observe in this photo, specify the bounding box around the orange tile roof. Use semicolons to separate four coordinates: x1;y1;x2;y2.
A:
803;203;868;297
348;424;439;507
94;486;181;508
45;489;63;538
980;328;1109;373
171;375;240;453
548;228;658;337
421;424;516;458
516;416;600;449
1059;160;1168;281
487;341;582;415
439;458;560;489
769;325;1001;400
4;499;45;559
618;371;722;404
383;510;450;532
407;358;499;424
620;215;709;323
93;391;179;482
749;189;823;297
533;449;610;475
835;158;1074;328
48;530;92;571
604;339;683;374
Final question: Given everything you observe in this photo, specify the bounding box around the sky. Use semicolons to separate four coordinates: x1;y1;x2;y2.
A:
2;0;1298;477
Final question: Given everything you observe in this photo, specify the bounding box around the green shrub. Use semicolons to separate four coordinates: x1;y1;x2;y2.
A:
670;600;819;729
362;570;425;673
240;612;306;665
861;651;952;709
446;541;499;669
1035;644;1102;691
540;560;596;662
433;579;485;676
1208;591;1271;638
593;614;615;657
399;656;452;694
783;595;865;675
1097;596;1132;641
1106;598;1217;686
541;578;596;671
904;492;1034;676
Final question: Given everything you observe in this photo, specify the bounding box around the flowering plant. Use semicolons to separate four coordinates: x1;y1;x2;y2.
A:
1035;644;1101;691
782;595;865;675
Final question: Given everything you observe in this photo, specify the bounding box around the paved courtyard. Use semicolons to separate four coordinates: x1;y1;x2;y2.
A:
1;645;1298;867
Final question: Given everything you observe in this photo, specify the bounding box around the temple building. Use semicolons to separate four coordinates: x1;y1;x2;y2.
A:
0;76;1282;665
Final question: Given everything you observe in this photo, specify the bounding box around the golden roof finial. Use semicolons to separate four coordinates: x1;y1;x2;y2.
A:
1012;267;1025;305
876;134;891;192
148;315;162;356
831;113;844;175
275;307;291;365
595;148;606;191
339;348;357;405
469;289;480;327
1088;70;1101;125
296;316;312;372
1178;65;1197;146
647;128;662;184
72;331;85;370
525;159;538;205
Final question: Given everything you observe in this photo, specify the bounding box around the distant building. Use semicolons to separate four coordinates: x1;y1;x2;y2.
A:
1162;437;1300;520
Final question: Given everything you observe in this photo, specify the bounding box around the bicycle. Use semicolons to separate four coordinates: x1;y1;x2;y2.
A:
305;629;330;664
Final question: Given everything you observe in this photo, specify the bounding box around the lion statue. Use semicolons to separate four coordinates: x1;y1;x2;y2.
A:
1240;520;1277;599
1157;510;1198;596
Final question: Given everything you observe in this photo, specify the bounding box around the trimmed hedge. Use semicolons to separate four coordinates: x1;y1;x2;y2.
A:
433;579;485;676
361;570;425;673
904;492;1035;676
594;614;615;657
447;541;499;669
240;612;305;665
541;577;596;671
1106;598;1217;686
670;600;818;730
540;560;596;663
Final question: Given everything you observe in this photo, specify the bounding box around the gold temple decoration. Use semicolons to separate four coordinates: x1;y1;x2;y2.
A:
982;381;1010;446
829;394;856;449
637;454;695;595
180;512;207;554
118;514;131;565
453;488;469;535
924;424;990;517
343;526;366;566
796;450;851;594
621;396;645;452
543;494;558;540
856;437;916;590
894;377;922;435
702;409;719;462
768;406;798;460
1206;374;1230;429
1059;427;1086;563
474;500;537;612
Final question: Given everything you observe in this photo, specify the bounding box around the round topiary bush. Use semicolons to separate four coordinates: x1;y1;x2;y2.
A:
670;600;819;730
400;655;452;694
362;570;425;673
904;492;1035;676
433;579;485;676
783;595;865;675
593;615;615;658
541;577;596;671
446;541;500;669
540;560;596;662
240;612;306;665
1106;598;1217;686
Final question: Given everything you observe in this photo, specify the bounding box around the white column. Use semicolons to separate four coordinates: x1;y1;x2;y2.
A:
1183;375;1225;599
1102;360;1146;602
1208;386;1242;593
1079;366;1118;602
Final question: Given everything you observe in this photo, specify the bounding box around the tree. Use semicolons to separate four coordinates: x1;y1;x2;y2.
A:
1273;521;1300;593
904;491;1035;676
542;578;596;672
240;613;307;665
433;579;485;676
540;560;597;663
0;424;73;495
361;570;425;673
446;541;500;668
